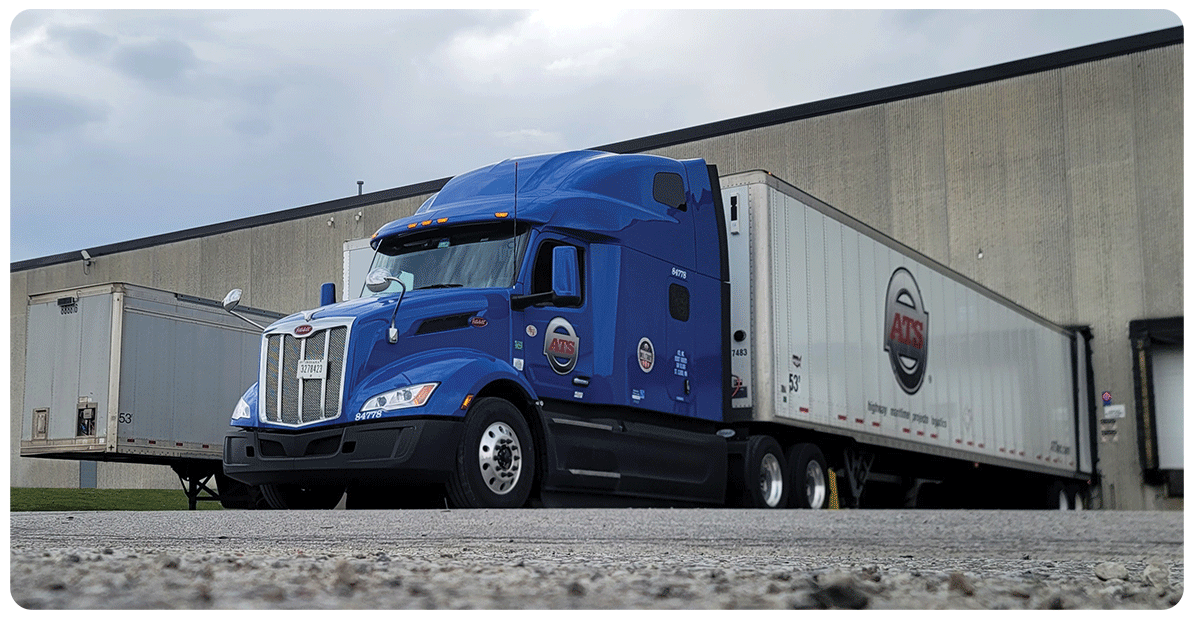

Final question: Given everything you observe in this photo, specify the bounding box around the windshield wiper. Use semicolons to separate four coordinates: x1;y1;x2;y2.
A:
414;283;464;290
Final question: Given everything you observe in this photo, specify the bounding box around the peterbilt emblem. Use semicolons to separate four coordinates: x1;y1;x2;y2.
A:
883;267;928;395
294;325;313;336
543;317;579;375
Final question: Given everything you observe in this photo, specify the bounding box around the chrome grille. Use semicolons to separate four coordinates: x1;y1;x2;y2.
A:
262;325;349;425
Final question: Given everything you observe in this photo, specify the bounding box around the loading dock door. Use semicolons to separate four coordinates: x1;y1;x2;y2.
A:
1130;317;1183;497
1149;346;1183;471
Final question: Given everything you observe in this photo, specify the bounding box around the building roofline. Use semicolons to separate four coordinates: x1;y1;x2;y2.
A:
12;26;1181;273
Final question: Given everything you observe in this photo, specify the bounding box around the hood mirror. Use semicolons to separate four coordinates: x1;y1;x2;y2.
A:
366;268;396;293
364;268;407;344
220;288;264;331
222;288;242;312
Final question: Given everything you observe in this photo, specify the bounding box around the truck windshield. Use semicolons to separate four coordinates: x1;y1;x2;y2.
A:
363;224;531;297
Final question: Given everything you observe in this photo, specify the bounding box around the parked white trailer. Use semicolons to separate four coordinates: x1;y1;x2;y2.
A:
722;170;1095;508
20;283;282;508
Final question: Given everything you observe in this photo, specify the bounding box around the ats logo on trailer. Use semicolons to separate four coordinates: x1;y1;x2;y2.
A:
883;267;929;395
543;317;580;375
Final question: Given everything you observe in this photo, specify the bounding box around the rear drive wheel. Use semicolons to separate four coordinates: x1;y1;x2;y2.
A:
787;443;829;509
447;397;535;508
259;484;345;510
743;435;787;508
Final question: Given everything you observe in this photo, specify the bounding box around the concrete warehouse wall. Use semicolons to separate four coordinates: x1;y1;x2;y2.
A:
10;34;1182;510
648;44;1183;510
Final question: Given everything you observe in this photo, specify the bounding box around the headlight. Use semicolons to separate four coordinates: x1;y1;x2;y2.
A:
232;397;251;420
360;383;438;413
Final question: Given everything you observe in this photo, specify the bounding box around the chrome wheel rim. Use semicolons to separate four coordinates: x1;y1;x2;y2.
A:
478;421;522;495
1058;489;1070;511
805;460;827;509
759;453;784;507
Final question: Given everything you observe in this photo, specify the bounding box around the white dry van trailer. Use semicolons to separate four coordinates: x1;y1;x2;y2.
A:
20;283;281;508
720;170;1096;508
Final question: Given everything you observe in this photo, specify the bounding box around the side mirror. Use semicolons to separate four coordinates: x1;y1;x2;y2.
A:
222;288;242;312
365;268;394;293
551;246;580;306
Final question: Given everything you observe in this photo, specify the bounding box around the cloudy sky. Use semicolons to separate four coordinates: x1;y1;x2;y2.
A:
7;9;1185;263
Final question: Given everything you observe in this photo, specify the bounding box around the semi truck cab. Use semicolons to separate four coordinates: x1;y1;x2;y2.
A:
223;150;734;509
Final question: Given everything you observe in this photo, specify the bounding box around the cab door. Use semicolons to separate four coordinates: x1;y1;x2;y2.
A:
519;234;591;404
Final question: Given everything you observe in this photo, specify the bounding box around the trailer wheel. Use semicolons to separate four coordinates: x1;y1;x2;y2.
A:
787;443;829;509
447;397;535;508
259;483;345;510
1046;481;1072;510
742;435;787;508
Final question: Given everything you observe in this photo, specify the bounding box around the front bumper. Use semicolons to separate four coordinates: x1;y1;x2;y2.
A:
222;418;463;487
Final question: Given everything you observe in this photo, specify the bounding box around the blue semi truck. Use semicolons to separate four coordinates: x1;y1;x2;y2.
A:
221;150;1096;510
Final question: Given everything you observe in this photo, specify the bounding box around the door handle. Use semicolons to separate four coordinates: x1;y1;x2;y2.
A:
573;377;590;387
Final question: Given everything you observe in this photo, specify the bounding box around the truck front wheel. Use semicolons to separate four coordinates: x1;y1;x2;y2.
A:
447;397;535;508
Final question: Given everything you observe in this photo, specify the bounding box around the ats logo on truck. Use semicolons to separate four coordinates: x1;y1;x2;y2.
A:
543;317;580;375
883;267;929;395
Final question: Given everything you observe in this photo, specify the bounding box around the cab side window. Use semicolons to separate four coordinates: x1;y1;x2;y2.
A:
531;239;585;304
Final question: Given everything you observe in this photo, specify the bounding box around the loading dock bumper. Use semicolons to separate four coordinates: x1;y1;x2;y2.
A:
222;418;463;487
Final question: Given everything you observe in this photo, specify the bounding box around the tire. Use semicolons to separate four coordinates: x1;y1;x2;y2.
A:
446;397;535;508
787;443;829;509
1047;480;1071;510
1072;485;1087;510
216;476;270;510
259;483;345;510
743;435;787;509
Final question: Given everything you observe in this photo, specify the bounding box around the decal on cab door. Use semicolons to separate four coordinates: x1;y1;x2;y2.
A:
543;317;579;375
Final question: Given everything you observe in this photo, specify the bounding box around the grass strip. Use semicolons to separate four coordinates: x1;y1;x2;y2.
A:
10;487;224;512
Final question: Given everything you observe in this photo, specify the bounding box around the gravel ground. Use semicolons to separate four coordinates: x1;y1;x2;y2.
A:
9;509;1185;610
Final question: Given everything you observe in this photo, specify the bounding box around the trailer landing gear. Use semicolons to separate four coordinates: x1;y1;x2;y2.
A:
170;462;223;511
841;448;874;509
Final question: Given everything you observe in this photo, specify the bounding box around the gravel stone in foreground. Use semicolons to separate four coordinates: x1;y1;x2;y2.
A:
9;509;1185;610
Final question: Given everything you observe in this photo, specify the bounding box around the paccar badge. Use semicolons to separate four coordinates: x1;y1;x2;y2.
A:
294;325;313;336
